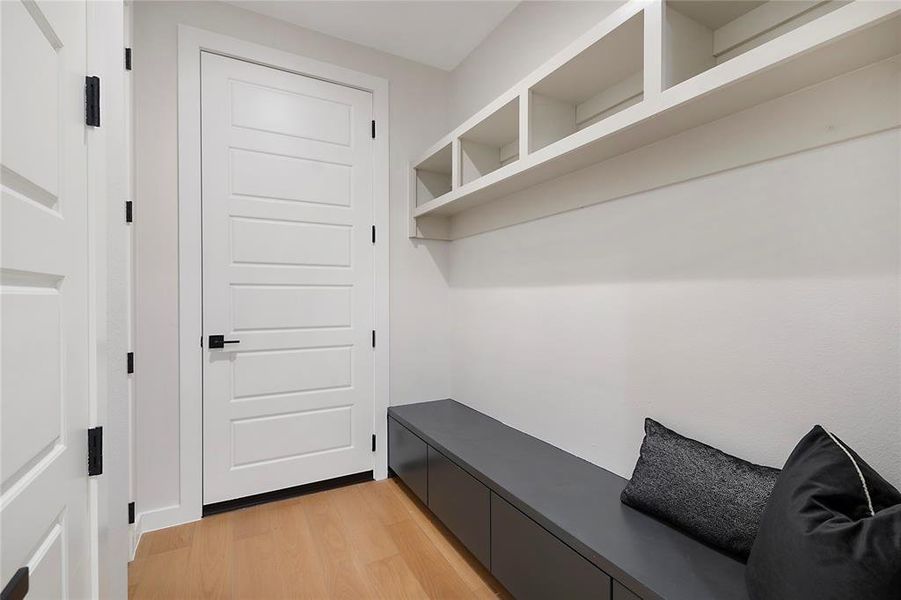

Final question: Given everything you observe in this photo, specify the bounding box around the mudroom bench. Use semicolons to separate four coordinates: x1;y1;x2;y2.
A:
387;399;748;600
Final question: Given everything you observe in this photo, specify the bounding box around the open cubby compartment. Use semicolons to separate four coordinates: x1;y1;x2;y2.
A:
414;143;453;206
663;0;849;89
459;97;520;186
528;11;644;153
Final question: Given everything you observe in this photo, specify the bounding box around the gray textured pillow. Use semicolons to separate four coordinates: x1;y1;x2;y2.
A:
621;418;779;559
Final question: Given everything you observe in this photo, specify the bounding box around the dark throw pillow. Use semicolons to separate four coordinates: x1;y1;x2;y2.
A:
746;425;901;600
621;418;780;559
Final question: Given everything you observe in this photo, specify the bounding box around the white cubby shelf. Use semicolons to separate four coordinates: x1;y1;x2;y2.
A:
409;0;901;239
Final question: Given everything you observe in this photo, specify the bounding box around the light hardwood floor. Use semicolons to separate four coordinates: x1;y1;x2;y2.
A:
129;478;510;599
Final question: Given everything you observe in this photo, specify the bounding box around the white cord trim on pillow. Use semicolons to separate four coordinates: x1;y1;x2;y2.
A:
824;428;875;517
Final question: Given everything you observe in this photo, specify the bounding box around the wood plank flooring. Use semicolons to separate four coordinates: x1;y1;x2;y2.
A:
129;478;510;599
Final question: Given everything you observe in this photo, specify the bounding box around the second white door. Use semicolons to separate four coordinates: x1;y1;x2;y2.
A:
201;52;375;504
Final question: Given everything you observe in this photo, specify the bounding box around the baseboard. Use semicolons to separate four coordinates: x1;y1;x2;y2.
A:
129;515;142;562
202;470;374;517
132;502;202;557
130;471;377;558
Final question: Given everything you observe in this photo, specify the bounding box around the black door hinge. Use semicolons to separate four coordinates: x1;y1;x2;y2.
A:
85;76;100;127
372;434;376;452
371;120;375;139
128;502;135;524
125;201;133;223
371;330;376;348
88;427;103;476
127;352;134;374
1;567;29;600
371;225;376;244
125;47;132;71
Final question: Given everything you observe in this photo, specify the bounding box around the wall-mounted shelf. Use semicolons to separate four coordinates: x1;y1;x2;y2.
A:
413;143;453;207
460;97;520;185
409;0;901;240
531;11;645;153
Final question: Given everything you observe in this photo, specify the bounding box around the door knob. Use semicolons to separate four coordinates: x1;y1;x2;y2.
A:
208;335;240;349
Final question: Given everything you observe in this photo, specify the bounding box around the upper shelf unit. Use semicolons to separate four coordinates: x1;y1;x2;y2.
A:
413;142;452;208
461;97;520;185
409;0;901;239
530;12;645;152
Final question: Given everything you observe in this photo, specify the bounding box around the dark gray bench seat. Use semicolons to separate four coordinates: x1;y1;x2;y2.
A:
388;399;748;600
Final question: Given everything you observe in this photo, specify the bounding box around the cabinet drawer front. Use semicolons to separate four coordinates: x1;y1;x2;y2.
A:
491;493;611;600
613;581;642;600
388;418;428;503
427;447;491;567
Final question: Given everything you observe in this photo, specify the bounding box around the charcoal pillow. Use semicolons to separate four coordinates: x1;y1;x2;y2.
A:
621;418;779;558
746;425;901;600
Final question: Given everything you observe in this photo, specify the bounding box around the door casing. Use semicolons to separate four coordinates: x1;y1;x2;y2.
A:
160;26;390;535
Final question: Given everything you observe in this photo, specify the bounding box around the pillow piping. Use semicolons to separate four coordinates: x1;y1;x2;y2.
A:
823;427;875;517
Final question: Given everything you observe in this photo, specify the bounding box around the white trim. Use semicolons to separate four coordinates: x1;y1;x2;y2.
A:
86;1;130;595
166;25;390;532
824;429;875;517
124;0;138;561
130;512;143;562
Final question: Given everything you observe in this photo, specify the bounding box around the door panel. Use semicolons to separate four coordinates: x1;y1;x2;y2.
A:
201;52;374;504
232;406;353;467
1;291;62;480
229;80;353;145
232;346;353;398
230;148;353;206
27;525;65;599
230;217;352;267
1;0;60;202
1;0;93;597
232;285;352;330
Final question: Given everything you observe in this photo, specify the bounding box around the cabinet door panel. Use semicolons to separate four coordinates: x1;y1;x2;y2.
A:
491;493;611;600
613;580;642;600
427;447;490;567
388;418;428;503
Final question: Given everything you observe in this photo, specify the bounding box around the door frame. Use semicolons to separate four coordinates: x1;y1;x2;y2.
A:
87;2;131;594
169;26;390;531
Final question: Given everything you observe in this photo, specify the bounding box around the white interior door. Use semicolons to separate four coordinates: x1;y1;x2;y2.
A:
1;0;94;597
201;52;375;505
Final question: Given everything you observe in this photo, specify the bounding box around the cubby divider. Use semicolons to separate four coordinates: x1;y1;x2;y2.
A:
460;97;520;186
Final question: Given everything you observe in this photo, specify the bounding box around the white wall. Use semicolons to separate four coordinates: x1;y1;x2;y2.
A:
450;131;900;484
446;3;901;485
133;0;452;524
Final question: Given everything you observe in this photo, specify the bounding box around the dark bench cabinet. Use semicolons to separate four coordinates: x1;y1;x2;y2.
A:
388;400;748;600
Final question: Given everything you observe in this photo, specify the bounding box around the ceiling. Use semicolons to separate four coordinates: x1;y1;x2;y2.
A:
227;1;521;71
